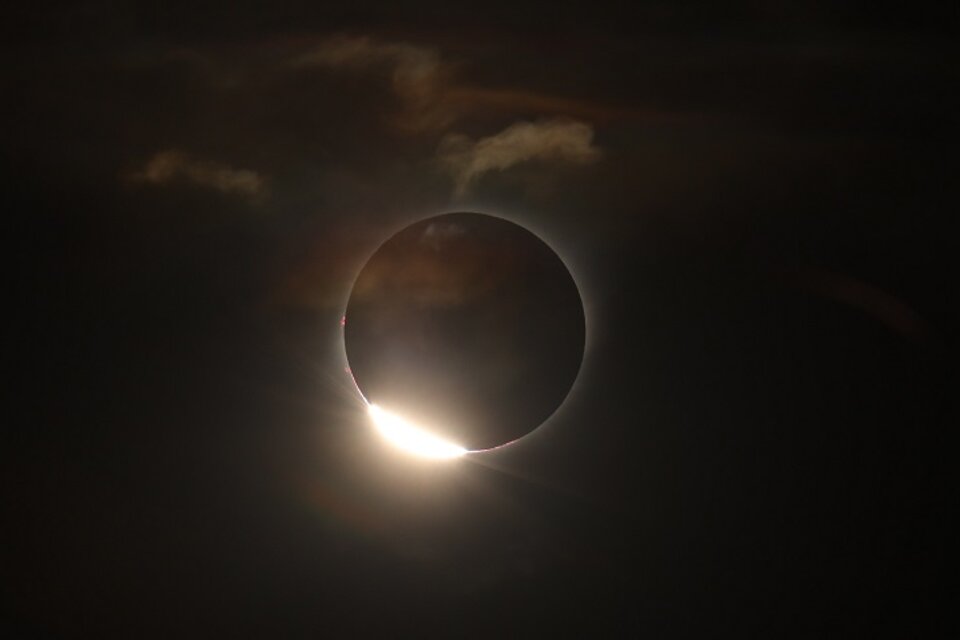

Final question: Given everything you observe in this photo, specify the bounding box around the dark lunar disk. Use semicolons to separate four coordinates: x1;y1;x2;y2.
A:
344;212;585;451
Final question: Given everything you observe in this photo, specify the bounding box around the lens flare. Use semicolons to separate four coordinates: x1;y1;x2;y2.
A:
367;403;467;460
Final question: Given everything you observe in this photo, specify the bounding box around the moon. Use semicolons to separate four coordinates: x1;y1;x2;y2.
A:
344;212;585;453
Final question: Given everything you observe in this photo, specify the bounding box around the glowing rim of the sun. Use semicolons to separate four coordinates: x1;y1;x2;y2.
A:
343;210;589;461
366;403;467;460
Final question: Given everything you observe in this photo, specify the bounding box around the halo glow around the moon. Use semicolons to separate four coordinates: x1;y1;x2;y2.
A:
346;212;585;457
367;403;467;460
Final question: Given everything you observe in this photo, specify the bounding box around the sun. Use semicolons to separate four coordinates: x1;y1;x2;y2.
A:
366;403;467;460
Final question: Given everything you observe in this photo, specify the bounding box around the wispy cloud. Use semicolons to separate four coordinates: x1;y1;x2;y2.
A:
293;36;452;131
291;35;679;135
438;119;602;197
293;37;608;197
130;150;265;200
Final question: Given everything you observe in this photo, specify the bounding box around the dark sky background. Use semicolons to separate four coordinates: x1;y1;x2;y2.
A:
5;2;957;637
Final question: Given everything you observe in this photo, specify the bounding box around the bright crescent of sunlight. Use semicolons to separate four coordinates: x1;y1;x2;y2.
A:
367;403;467;459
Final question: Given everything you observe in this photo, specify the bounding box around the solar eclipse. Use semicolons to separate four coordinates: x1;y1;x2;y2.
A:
344;212;585;455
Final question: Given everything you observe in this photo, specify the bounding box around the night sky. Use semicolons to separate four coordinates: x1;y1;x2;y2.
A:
5;2;957;637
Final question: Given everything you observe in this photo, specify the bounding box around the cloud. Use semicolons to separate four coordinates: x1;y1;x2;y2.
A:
420;221;465;251
437;119;602;197
130;150;265;200
294;36;452;131
292;37;608;198
291;35;680;139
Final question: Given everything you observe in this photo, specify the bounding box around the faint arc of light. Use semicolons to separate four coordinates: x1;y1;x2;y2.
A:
367;403;467;459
